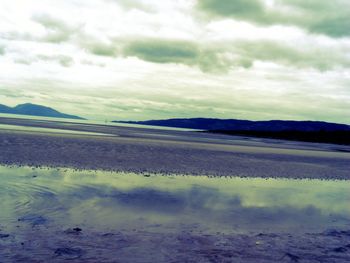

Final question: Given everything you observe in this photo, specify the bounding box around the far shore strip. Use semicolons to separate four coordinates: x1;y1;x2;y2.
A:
1;125;349;180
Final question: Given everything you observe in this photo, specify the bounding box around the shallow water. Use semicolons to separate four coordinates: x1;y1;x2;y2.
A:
0;123;116;136
0;113;197;131
1;166;350;262
1;166;349;235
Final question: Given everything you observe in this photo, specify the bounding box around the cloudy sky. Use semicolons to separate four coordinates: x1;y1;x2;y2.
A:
0;0;350;123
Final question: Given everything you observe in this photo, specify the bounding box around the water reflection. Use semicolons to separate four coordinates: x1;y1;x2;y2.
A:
0;123;115;136
0;166;349;235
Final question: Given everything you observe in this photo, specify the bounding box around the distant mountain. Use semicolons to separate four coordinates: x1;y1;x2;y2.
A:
115;118;350;132
0;103;84;120
0;104;13;113
115;118;350;145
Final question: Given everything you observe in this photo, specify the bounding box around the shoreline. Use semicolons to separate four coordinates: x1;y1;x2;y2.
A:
1;126;350;180
1;163;349;182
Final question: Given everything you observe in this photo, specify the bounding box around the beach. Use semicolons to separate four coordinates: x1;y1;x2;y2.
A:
0;116;350;179
1;116;350;262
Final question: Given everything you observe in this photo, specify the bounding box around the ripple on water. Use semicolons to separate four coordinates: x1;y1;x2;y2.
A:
0;180;62;224
1;165;350;263
0;165;350;234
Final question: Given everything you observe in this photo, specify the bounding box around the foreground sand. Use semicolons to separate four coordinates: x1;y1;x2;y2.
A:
2;225;349;262
0;117;350;179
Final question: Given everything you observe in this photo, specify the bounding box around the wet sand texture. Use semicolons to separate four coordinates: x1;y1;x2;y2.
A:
0;117;350;179
1;227;350;263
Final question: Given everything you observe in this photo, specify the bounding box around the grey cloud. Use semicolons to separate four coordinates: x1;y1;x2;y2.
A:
80;59;106;67
0;31;37;42
122;38;231;73
12;54;74;67
1;14;78;44
4;9;348;75
120;38;350;72
81;37;232;73
32;14;79;43
197;0;350;38
82;41;118;57
106;0;155;12
232;40;350;71
80;36;350;72
36;54;74;67
14;58;32;65
197;0;265;20
5;24;349;73
282;0;350;37
0;46;5;55
124;40;199;63
16;13;115;58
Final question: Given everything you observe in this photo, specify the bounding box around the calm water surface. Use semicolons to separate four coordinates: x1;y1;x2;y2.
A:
0;113;196;131
1;166;349;235
0;124;116;136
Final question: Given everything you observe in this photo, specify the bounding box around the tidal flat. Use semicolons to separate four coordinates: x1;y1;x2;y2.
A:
0;116;350;262
0;166;349;262
1;116;350;179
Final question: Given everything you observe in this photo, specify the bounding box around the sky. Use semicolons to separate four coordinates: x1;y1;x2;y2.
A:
0;0;350;123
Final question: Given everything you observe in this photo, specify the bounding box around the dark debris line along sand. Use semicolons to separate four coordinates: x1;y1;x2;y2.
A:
0;117;350;179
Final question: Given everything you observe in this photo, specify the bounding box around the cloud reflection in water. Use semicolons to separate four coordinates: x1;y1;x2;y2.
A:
0;166;349;234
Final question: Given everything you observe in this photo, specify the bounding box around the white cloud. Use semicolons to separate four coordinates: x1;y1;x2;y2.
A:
0;0;349;124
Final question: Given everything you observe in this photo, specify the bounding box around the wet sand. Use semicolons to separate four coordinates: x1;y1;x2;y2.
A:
2;226;349;262
0;117;350;179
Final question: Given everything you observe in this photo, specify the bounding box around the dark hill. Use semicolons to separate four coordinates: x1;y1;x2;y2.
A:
0;104;12;113
115;118;350;145
115;118;350;132
0;103;84;120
